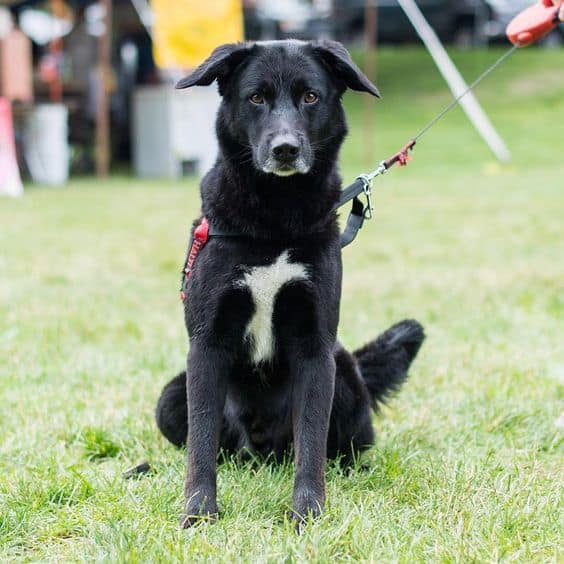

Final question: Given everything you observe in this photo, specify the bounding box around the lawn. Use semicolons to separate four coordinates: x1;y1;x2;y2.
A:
1;47;563;562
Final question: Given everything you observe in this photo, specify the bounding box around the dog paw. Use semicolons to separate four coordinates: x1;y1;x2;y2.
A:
179;511;218;528
290;487;324;532
180;491;218;528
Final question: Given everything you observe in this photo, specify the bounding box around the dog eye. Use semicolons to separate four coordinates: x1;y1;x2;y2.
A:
250;93;265;105
303;92;318;104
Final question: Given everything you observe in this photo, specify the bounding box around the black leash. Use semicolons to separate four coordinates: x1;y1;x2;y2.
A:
336;139;416;248
204;187;374;249
337;41;525;248
201;173;384;249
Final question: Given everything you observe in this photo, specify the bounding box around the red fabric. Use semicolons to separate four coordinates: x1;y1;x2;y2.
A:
194;217;210;243
181;218;210;301
384;139;416;169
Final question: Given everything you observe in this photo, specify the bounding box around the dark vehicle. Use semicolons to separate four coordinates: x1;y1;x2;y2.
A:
332;0;563;46
244;0;333;41
332;0;482;44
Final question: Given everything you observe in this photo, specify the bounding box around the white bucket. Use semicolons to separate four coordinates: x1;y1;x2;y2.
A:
0;97;23;197
24;104;69;186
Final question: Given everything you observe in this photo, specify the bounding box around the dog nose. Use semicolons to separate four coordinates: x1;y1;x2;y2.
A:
271;137;300;162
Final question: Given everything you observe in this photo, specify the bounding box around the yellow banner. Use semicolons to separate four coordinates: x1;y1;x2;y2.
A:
152;0;244;70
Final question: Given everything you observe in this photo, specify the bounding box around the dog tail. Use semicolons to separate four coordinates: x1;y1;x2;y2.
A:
155;371;188;448
353;319;425;410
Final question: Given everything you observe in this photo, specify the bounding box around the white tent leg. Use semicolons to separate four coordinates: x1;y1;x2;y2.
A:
397;0;512;163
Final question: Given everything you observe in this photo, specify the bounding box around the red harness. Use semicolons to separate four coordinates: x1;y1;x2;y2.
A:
180;217;210;301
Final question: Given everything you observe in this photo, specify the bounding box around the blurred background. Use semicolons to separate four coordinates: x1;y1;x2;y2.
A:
0;0;562;189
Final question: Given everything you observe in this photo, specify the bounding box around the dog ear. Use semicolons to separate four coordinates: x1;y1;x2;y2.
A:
311;40;380;98
175;43;252;94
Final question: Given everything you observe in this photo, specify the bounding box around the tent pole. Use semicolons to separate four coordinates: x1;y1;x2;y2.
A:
363;0;378;167
397;0;511;162
49;0;64;103
96;0;112;177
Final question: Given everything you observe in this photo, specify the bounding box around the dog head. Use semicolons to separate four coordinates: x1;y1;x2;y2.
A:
176;40;380;178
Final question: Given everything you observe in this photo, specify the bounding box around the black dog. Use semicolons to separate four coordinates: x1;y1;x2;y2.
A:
155;40;425;527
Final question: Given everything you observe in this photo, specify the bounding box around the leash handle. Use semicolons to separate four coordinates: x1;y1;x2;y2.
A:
507;0;561;46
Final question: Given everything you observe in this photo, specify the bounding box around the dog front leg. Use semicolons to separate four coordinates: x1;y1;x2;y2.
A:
290;352;336;526
180;342;229;528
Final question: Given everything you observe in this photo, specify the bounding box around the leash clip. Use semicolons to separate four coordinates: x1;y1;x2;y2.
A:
360;160;388;184
357;161;386;220
356;174;373;219
363;180;374;220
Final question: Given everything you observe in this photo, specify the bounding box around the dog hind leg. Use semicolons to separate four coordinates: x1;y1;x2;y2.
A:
155;371;240;453
155;371;188;447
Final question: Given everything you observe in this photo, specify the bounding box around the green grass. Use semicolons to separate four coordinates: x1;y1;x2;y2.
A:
1;47;563;562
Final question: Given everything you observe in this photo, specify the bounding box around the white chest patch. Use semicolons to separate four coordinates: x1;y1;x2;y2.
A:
237;250;308;365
